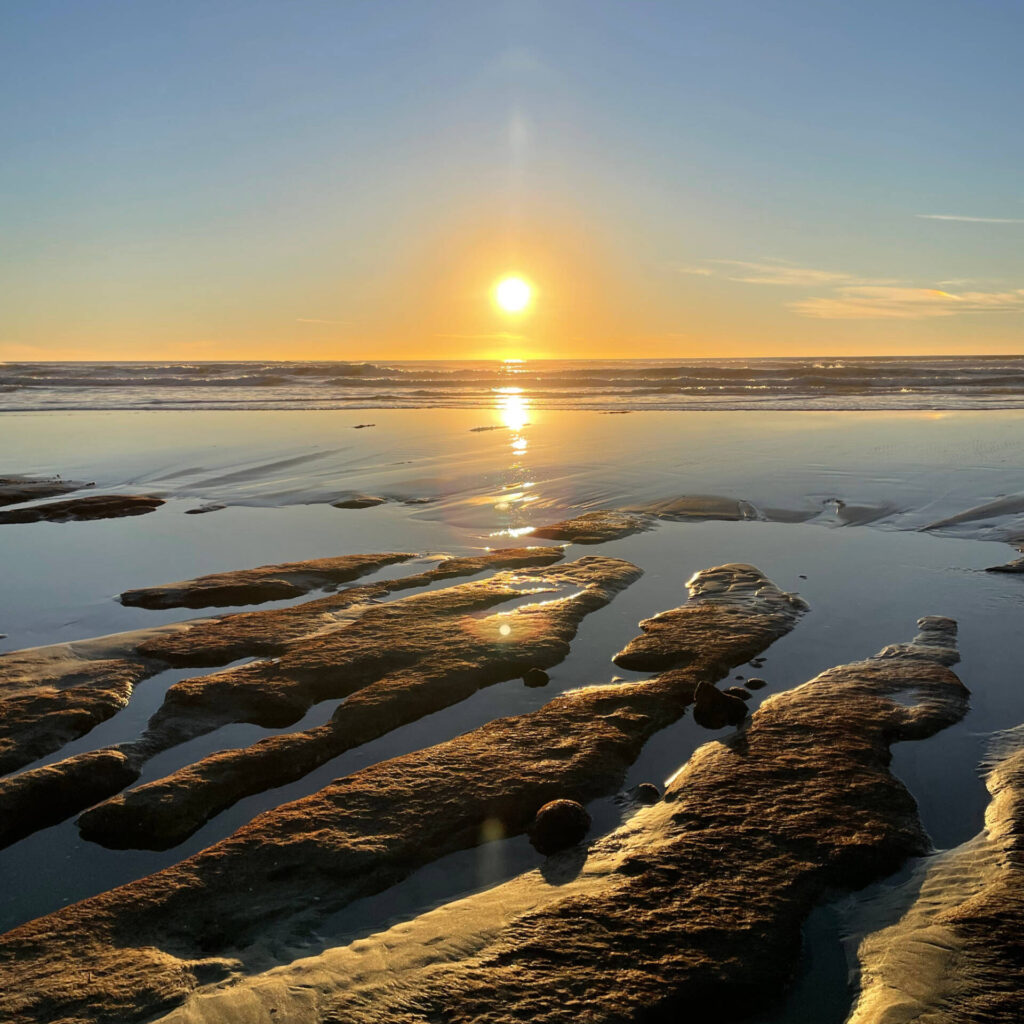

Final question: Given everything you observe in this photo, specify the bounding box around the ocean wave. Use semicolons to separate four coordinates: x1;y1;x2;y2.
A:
3;357;1024;412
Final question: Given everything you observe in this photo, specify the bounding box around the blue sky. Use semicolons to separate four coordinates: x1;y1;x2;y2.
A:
3;0;1023;358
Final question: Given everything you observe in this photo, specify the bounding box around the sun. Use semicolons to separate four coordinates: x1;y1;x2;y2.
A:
494;275;532;314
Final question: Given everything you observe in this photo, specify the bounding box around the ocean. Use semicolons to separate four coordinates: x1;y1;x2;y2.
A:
4;356;1024;411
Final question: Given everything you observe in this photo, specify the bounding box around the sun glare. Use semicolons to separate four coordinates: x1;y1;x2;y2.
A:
495;276;532;314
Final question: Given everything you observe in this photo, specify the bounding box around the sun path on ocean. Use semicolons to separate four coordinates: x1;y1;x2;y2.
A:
494;275;532;313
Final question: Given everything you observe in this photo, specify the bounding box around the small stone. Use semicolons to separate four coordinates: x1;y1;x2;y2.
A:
632;783;660;805
529;799;591;855
692;681;748;729
523;668;550;688
332;495;386;510
746;677;767;690
735;674;745;680
798;574;808;580
724;686;751;700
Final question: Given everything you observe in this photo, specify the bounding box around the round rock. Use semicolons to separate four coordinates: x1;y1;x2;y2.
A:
523;667;550;688
724;686;751;700
632;782;660;805
745;677;767;690
529;799;591;855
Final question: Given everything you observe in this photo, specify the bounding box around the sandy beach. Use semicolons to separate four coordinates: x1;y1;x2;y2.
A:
0;406;1023;1022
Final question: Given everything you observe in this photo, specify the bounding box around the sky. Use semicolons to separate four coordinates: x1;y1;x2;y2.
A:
2;0;1024;361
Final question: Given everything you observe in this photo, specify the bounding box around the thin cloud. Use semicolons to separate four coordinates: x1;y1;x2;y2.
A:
791;286;1024;320
296;318;350;325
917;214;1024;224
708;259;858;286
676;265;714;276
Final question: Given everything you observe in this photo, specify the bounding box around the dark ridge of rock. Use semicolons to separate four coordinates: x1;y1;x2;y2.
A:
135;547;565;667
723;685;751;700
0;564;803;1024
848;733;1024;1024
692;680;748;728
0;475;90;507
529;799;591;855
352;423;375;429
140;616;968;1024
0;549;569;849
0;748;138;850
0;644;160;775
183;503;226;515
985;555;1024;574
522;667;550;688
79;557;641;850
613;563;807;673
530;510;649;545
0;550;561;778
0;494;164;524
119;552;415;610
331;495;385;509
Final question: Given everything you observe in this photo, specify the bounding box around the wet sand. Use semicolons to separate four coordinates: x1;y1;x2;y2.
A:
3;408;1024;1022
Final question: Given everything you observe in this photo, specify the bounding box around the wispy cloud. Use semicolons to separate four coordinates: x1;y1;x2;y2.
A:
917;214;1024;224
296;317;350;325
676;264;714;276
791;286;1024;320
707;258;855;286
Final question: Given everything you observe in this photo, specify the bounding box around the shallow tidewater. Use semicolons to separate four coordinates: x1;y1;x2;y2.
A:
3;407;1024;1020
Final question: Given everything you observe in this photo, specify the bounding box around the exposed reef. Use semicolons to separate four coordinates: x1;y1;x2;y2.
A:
0;548;568;842
79;556;641;849
0;563;803;1024
0;494;164;524
144;617;966;1024
530;510;649;544
0;475;89;507
119;552;415;609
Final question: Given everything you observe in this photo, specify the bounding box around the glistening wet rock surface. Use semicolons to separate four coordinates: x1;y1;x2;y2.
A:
530;510;649;544
0;475;88;507
79;556;641;850
145;617;968;1024
118;552;415;609
0;563;801;1024
0;494;164;524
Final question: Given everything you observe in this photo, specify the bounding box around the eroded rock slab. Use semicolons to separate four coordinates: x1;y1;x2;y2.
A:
530;510;648;544
0;475;89;507
119;552;415;609
0;564;802;1024
80;555;641;849
0;549;567;841
0;494;164;524
145;617;966;1024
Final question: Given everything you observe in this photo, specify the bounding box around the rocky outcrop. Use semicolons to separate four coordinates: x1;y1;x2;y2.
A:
0;564;802;1024
119;552;415;609
0;494;164;523
0;639;162;774
79;556;641;849
0;749;139;849
0;549;569;841
0;476;88;507
135;547;565;667
139;617;966;1024
530;510;648;544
